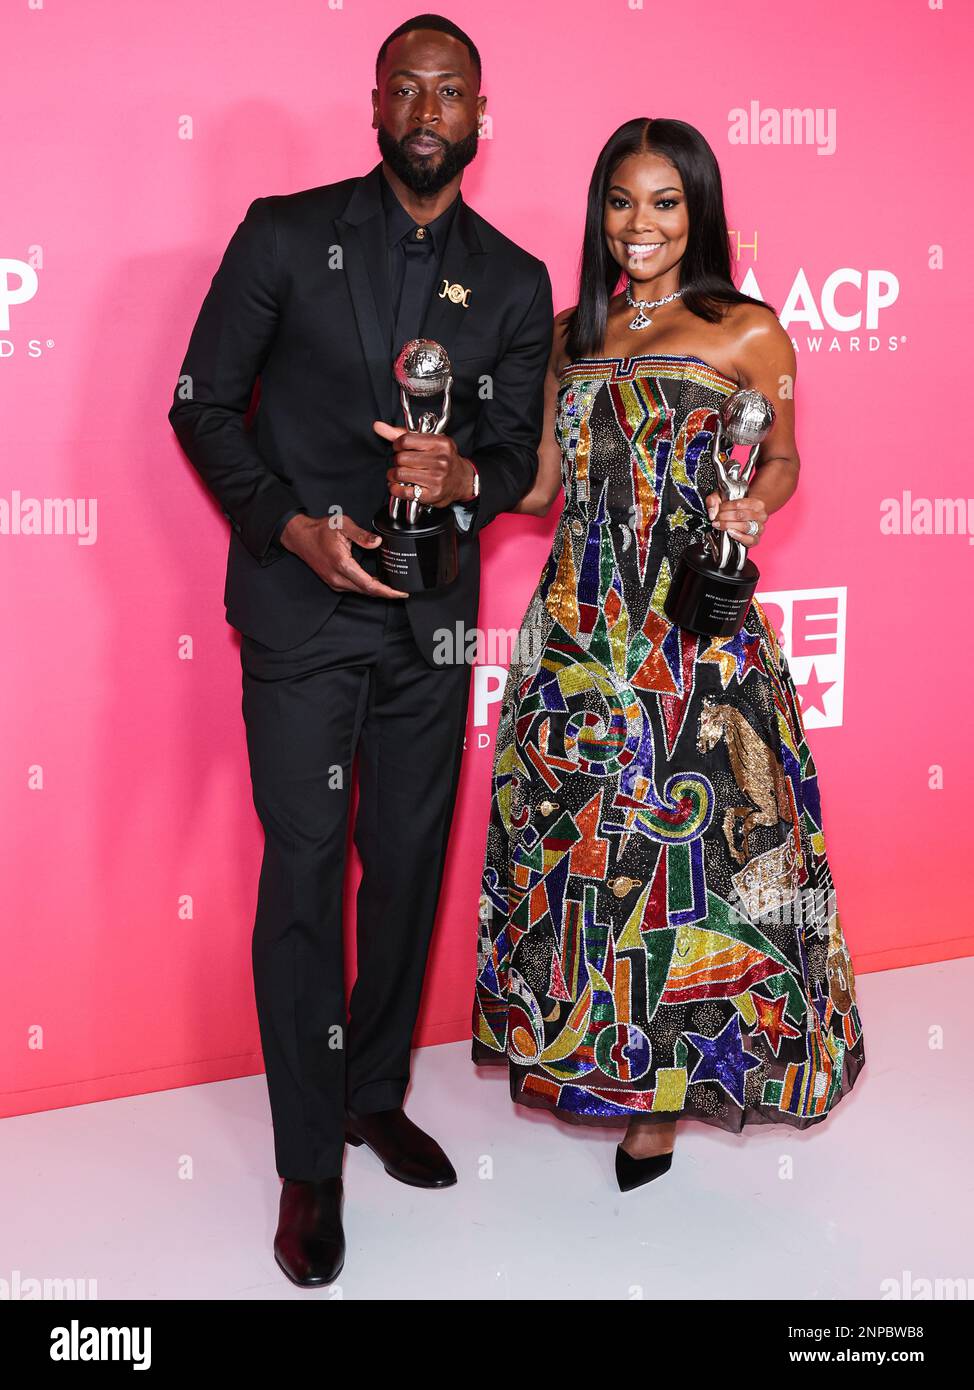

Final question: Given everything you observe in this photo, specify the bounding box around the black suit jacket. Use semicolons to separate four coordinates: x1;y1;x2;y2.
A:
167;162;554;663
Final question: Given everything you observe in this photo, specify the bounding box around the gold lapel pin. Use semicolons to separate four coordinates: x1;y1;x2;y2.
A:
438;279;471;307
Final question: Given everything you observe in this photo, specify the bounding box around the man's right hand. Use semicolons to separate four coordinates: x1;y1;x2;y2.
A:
279;513;408;599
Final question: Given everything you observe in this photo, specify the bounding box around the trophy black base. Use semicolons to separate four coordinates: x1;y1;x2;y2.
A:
371;505;458;593
664;542;759;638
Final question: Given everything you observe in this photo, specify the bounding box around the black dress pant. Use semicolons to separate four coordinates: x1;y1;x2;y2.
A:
239;588;471;1180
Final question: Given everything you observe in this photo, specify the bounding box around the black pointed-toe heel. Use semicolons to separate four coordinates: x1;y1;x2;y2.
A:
614;1144;673;1192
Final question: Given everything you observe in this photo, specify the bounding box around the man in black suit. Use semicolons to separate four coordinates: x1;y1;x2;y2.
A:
167;13;553;1286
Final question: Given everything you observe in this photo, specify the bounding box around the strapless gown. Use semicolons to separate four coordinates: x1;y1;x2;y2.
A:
471;353;866;1131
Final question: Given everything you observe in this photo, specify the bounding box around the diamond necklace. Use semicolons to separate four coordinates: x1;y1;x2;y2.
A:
624;276;685;330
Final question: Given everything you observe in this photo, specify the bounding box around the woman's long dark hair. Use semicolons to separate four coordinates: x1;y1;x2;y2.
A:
564;117;776;361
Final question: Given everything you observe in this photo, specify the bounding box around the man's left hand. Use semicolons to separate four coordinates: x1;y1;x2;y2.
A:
373;420;476;507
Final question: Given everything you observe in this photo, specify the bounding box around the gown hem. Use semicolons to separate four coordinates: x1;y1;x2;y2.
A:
470;1038;867;1135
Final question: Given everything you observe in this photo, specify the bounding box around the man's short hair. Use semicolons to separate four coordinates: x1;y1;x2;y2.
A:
375;13;482;87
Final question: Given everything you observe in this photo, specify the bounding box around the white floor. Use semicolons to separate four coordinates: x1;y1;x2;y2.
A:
2;957;971;1301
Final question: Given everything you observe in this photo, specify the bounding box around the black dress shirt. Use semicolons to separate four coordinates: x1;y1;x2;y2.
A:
381;164;460;356
271;169;466;548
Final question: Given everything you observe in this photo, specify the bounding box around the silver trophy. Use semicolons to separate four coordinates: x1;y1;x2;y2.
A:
664;388;776;637
372;338;459;590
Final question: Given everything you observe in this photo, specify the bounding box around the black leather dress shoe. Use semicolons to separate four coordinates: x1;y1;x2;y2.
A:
345;1107;457;1188
273;1177;345;1287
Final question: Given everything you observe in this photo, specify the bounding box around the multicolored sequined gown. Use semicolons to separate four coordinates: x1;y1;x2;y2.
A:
471;353;865;1131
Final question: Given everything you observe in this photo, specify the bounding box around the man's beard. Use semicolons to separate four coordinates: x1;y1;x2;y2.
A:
376;122;479;196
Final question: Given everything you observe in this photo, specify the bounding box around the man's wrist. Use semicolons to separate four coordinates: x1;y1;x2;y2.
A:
459;458;480;504
279;510;312;552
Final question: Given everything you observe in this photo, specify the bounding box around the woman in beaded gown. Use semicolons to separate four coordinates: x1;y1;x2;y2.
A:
470;118;866;1190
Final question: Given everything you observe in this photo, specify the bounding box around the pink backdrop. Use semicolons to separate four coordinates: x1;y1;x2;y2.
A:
2;0;970;1118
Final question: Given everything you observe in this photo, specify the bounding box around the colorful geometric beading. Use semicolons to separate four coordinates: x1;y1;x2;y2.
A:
471;354;866;1131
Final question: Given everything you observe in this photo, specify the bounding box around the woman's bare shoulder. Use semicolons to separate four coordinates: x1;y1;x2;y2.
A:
725;300;790;349
724;301;795;379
